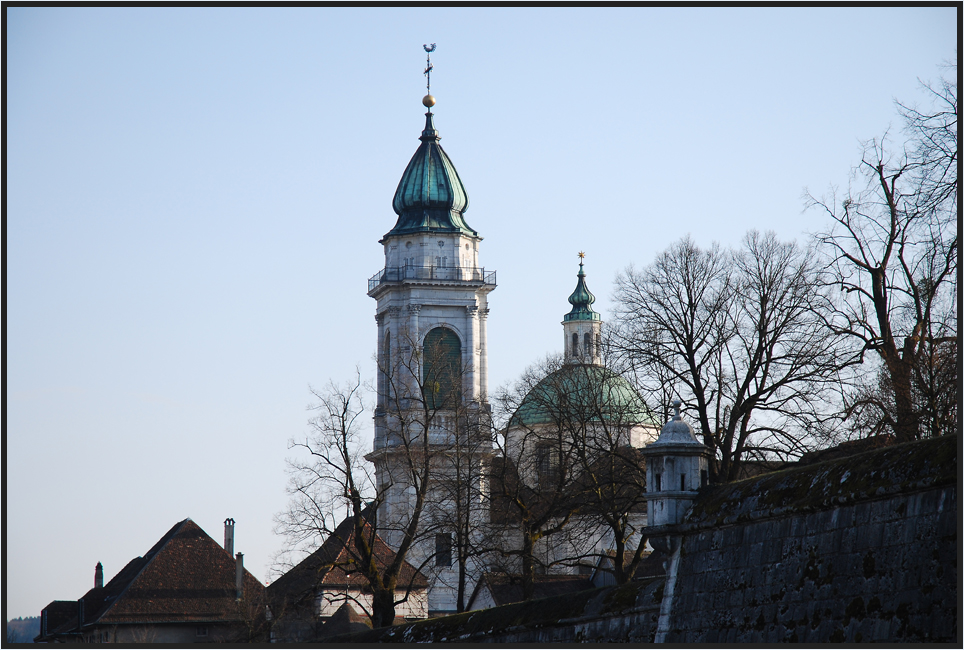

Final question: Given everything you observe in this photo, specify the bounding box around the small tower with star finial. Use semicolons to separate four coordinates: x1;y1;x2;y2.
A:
562;252;603;365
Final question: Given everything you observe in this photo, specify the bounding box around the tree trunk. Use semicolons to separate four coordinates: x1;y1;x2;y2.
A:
612;534;627;584
886;353;919;443
370;589;397;629
521;533;535;601
456;555;467;613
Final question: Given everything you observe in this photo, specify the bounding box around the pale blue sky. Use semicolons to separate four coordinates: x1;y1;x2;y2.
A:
5;6;956;618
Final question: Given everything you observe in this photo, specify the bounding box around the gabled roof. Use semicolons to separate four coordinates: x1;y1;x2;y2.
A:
268;508;428;612
37;518;264;640
467;573;595;610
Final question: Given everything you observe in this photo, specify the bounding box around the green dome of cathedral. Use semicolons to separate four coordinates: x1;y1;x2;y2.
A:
511;365;656;428
385;110;478;240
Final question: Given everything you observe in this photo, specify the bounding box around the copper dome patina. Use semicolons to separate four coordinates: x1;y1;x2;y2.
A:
385;110;478;240
511;365;656;428
564;261;601;322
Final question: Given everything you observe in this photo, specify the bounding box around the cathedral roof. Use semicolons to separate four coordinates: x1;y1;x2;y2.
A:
564;260;600;322
385;110;478;240
511;364;655;428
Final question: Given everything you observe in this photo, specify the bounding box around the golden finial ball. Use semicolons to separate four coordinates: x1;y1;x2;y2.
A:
422;94;436;108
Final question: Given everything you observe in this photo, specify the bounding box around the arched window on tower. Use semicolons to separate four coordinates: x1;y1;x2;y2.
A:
572;332;579;357
584;333;592;358
423;327;462;410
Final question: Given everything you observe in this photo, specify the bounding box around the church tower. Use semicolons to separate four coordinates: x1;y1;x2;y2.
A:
367;91;495;451
562;255;603;365
365;64;495;614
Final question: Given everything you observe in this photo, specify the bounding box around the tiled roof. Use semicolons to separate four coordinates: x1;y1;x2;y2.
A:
39;601;82;638
38;518;264;639
268;507;428;612
93;519;264;624
471;573;595;608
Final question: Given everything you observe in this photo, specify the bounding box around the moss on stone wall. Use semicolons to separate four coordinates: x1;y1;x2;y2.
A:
686;435;956;530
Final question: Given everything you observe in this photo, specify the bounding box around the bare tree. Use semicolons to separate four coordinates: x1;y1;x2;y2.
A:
380;325;494;616
275;372;413;629
276;316;494;628
562;362;655;585
421;409;493;613
808;70;958;442
488;354;657;596
612;231;847;482
488;356;586;601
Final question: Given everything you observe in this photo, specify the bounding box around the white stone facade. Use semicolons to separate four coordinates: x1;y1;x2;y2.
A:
642;402;710;528
316;588;427;620
367;225;494;615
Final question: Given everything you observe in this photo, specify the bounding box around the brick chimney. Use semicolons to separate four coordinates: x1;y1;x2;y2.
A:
94;562;104;589
224;518;235;557
235;552;244;601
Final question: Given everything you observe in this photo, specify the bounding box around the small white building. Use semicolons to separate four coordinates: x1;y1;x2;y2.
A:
266;511;428;642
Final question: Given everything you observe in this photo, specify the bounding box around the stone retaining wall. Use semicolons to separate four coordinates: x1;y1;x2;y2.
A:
665;485;955;642
335;435;957;643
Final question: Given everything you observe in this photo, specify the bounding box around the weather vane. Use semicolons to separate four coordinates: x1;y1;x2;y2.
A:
423;43;436;95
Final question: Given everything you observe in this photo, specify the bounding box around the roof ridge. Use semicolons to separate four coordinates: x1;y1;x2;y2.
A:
84;518;193;627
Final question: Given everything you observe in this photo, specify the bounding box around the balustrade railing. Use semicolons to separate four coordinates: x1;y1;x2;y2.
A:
368;265;497;291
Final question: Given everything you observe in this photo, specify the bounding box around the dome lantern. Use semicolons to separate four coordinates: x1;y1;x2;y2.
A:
562;253;603;365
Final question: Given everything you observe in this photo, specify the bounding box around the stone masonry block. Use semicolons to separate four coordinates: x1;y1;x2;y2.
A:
853;521;884;551
835;524;855;554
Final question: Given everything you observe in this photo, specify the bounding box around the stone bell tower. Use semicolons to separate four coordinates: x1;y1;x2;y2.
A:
366;93;496;449
364;77;495;614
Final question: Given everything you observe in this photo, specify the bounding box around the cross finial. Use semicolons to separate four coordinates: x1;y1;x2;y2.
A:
423;43;436;94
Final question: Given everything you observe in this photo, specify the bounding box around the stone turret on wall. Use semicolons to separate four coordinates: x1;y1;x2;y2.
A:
641;400;710;527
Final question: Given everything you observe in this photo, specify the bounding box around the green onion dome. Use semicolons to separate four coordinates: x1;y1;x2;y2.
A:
564;261;601;322
511;365;656;428
386;110;478;240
